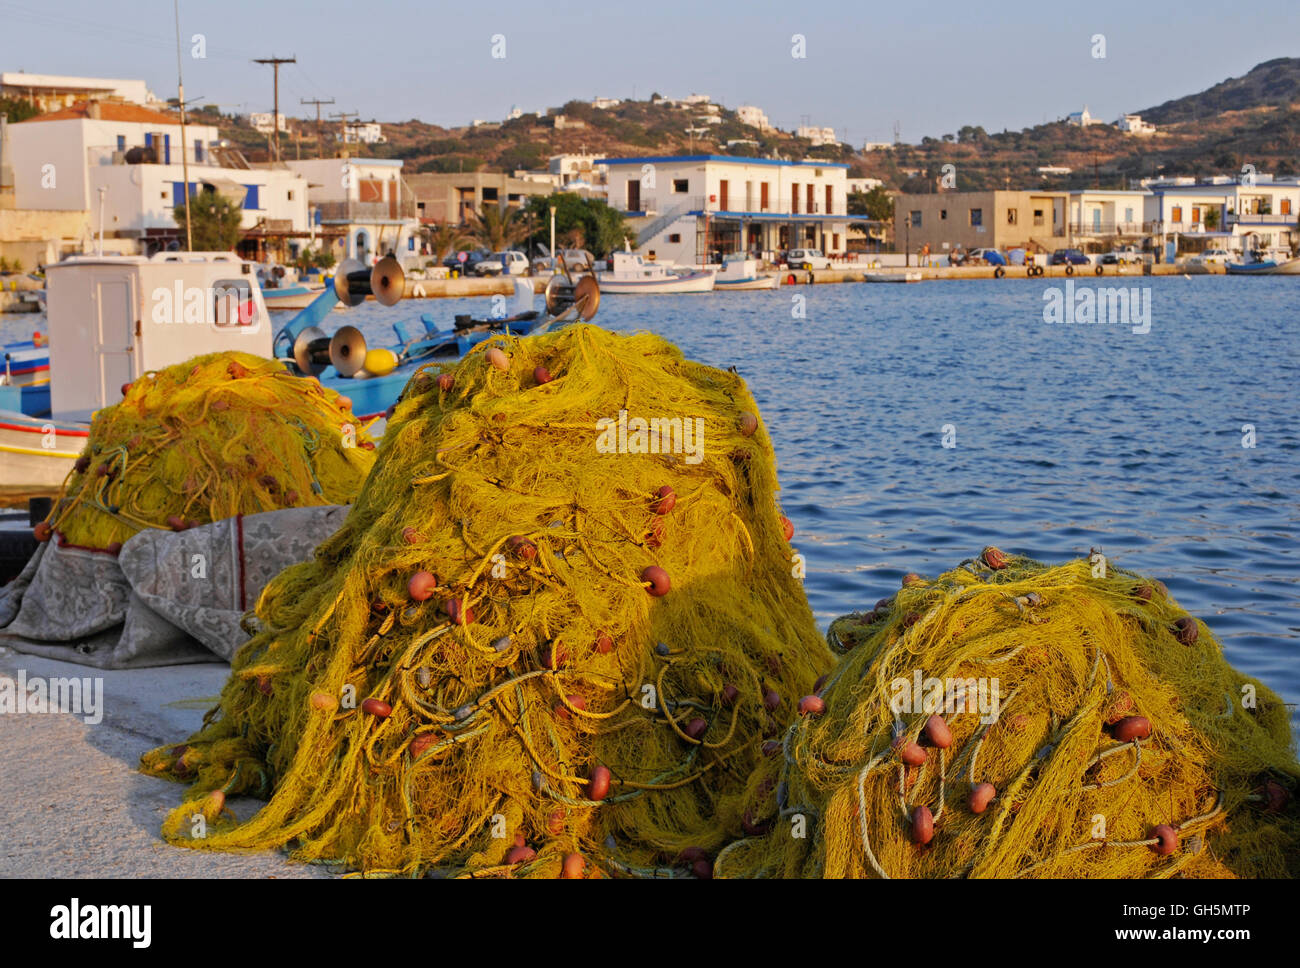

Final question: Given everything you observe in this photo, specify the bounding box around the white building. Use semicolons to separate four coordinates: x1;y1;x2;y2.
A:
1116;114;1156;136
249;112;291;135
1068;189;1148;239
735;105;772;131
549;153;607;190
341;121;385;145
285;157;419;267
862;141;893;152
1037;165;1073;176
591;97;622;110
599;153;850;265
0;72;157;113
847;177;884;193
1066;107;1104;127
1145;177;1299;255
8;100;309;260
796;125;838;147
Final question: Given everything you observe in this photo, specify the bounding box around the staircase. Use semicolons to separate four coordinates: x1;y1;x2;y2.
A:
635;200;697;248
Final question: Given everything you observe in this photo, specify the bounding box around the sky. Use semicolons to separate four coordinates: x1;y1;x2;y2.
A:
2;0;1297;145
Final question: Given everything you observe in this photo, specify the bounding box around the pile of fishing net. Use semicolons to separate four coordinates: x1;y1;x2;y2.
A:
37;351;375;551
715;550;1299;879
142;324;831;877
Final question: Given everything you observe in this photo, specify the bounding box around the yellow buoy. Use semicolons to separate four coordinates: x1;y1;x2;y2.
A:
363;347;399;377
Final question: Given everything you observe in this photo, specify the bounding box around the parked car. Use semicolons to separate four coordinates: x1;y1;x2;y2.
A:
1101;245;1142;265
443;248;493;274
786;248;832;270
1050;248;1091;266
473;250;529;276
1198;248;1232;266
968;247;1006;266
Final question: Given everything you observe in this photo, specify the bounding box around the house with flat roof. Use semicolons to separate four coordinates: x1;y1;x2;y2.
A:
1068;190;1149;243
405;170;555;229
1145;177;1299;254
286;157;419;266
893;190;1068;255
598;154;850;265
8;100;309;261
1;72;156;112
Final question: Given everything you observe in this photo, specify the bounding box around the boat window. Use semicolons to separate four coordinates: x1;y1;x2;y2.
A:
213;279;260;329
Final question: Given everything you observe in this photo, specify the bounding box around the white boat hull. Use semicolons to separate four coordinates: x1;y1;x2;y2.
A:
715;274;779;290
263;284;327;310
596;270;716;294
863;270;923;283
1226;258;1300;275
0;411;85;505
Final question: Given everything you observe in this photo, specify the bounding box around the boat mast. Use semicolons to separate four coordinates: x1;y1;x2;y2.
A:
174;0;192;250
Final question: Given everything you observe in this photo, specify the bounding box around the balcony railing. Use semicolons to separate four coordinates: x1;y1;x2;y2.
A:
1067;220;1149;236
621;193;846;218
87;144;213;166
316;198;417;222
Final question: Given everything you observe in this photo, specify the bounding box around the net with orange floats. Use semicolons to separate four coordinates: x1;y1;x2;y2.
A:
713;549;1299;879
140;324;833;878
32;352;376;552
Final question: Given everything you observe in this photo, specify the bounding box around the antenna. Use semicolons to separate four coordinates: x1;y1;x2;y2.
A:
252;55;297;162
893;120;901;145
174;0;192;250
301;96;334;159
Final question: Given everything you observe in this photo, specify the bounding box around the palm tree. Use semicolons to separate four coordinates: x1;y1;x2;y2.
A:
467;202;528;252
422;221;466;264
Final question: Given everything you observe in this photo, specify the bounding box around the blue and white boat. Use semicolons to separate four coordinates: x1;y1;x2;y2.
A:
1225;255;1300;275
713;255;778;290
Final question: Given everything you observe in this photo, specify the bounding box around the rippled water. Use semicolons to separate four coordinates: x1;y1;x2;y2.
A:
5;276;1297;731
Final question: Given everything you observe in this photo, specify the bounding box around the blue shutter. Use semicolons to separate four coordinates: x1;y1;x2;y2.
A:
116;135;125;151
194;140;203;163
243;185;260;210
145;133;153;148
164;134;171;164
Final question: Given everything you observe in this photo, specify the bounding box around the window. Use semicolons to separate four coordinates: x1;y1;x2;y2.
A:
1006;208;1017;225
116;135;125;152
194;139;204;163
213;279;259;329
287;190;294;201
1171;206;1182;223
940;209;948;220
909;210;922;227
1124;206;1134;223
668;233;681;243
1284;198;1293;215
760;182;769;210
969;208;982;227
1034;208;1044;226
482;187;499;202
672;178;689;193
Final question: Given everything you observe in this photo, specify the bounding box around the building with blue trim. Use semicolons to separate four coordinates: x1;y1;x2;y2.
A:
597;154;851;265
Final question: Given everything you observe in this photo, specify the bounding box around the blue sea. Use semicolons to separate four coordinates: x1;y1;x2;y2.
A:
5;276;1297;733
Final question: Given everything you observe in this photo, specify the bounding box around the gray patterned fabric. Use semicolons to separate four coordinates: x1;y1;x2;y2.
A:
0;506;348;668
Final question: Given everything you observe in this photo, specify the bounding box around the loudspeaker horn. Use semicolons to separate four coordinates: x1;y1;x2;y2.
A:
292;325;331;376
328;325;368;378
332;255;406;307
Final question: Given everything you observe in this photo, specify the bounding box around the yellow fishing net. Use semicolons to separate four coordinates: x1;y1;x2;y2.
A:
715;550;1299;879
141;324;831;878
35;352;376;551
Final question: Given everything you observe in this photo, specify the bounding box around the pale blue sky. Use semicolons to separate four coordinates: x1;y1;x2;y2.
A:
1;0;1296;145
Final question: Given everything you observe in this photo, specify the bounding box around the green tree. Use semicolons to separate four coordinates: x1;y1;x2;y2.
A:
848;186;894;222
0;97;38;123
421;221;467;263
173;191;243;251
467;202;528;252
521;193;631;258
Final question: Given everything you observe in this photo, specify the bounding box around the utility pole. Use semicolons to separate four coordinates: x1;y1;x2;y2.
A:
252;55;296;162
301;96;334;159
174;0;192;249
331;111;358;157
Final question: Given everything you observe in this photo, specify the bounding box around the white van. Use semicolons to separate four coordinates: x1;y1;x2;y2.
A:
785;248;832;270
474;251;530;276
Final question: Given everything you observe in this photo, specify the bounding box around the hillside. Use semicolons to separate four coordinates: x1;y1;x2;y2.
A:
209;60;1300;197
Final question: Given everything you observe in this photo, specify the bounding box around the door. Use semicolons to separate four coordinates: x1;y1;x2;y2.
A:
760;182;769;211
791;184;799;214
718;179;728;211
627;178;640;212
807;184;815;214
825;185;833;216
96;280;134;404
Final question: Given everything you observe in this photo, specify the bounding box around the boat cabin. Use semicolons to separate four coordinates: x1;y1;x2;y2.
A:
44;252;270;420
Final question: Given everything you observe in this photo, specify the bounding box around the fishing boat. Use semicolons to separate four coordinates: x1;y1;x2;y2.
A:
597;252;715;294
863;270;923;283
1225;255;1300;275
262;282;327;310
713;255;779;290
0;252;600;500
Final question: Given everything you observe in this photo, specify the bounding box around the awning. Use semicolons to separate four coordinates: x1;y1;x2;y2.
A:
200;176;248;206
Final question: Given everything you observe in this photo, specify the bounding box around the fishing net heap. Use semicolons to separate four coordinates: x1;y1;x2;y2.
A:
141;324;831;878
716;551;1299;879
38;352;376;550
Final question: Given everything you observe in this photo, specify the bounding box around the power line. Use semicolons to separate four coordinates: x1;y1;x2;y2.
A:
252;55;296;162
301;97;335;159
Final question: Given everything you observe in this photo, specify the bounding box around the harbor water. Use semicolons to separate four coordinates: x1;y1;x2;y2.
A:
4;276;1297;734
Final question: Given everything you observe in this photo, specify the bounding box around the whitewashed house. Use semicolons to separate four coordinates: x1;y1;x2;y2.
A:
1145;177;1299;255
1117;114;1156;136
8;100;309;260
1066;107;1103;127
735;105;772;131
0;72;157;112
600;154;850;265
285;157;419;266
249;112;291;135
